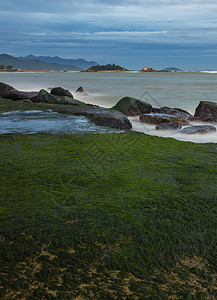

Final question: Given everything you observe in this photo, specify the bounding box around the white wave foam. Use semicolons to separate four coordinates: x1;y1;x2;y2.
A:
129;116;217;144
200;71;217;74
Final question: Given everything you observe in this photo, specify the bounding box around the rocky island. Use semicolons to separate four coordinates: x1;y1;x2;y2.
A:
83;63;128;72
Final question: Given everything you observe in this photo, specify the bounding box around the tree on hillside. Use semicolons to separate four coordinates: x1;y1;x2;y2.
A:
6;65;13;70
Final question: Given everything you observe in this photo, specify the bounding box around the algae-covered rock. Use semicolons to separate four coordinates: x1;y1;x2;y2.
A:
61;96;85;106
36;89;65;104
36;89;84;105
113;96;152;116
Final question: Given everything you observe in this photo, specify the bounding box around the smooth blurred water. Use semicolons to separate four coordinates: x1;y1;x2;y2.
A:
1;71;217;113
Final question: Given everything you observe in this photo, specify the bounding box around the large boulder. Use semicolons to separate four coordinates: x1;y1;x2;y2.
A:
50;87;73;99
36;89;83;105
82;108;132;130
0;82;37;101
0;82;20;100
180;125;216;134
194;101;217;122
158;107;192;120
113;96;152;116
140;113;189;125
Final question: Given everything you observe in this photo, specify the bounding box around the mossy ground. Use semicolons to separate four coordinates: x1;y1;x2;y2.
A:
0;98;217;299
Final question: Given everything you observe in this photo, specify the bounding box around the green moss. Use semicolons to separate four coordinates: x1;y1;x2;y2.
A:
0;97;83;114
113;96;152;114
0;130;217;298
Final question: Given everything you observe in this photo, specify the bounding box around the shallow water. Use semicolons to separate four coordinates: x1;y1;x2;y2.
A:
0;110;119;134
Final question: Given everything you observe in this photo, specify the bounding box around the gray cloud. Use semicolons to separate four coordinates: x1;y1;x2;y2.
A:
1;0;217;69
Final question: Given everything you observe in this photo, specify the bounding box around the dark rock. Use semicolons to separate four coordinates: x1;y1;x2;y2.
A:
0;82;37;101
20;91;38;102
6;89;25;101
156;123;182;131
50;87;73;99
159;106;192;120
194;101;217;122
82;108;132;130
152;108;161;113
86;103;100;107
76;86;84;93
180;125;216;134
140;113;189;125
0;82;18;99
113;96;152;116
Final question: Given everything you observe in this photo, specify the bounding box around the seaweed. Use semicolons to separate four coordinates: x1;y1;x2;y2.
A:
0;104;217;298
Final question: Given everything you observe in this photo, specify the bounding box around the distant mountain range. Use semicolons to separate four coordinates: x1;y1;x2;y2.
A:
0;54;98;71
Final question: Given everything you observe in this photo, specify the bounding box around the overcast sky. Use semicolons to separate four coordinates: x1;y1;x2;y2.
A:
1;0;217;70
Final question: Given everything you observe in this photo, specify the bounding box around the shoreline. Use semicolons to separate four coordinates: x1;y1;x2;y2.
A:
2;69;217;73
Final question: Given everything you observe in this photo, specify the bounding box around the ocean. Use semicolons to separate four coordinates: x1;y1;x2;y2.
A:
0;71;217;143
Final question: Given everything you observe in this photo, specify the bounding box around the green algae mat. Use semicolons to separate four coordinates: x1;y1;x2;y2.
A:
0;130;217;299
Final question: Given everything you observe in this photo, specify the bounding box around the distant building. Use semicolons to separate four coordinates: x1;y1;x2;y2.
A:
140;67;157;72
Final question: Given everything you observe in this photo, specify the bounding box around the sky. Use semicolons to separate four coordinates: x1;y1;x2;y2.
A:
1;0;217;70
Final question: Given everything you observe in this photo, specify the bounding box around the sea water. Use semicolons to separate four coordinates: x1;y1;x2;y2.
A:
0;71;217;142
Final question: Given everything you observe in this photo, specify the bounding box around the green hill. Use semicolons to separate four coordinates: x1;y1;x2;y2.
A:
87;63;127;71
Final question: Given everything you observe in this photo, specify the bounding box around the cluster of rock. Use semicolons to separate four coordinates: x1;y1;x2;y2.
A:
0;82;132;130
0;81;217;134
113;96;217;134
0;82;86;103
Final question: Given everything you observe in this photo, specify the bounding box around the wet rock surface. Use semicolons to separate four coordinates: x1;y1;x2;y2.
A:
180;125;216;134
158;106;192;120
140;113;189;125
87;109;132;130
